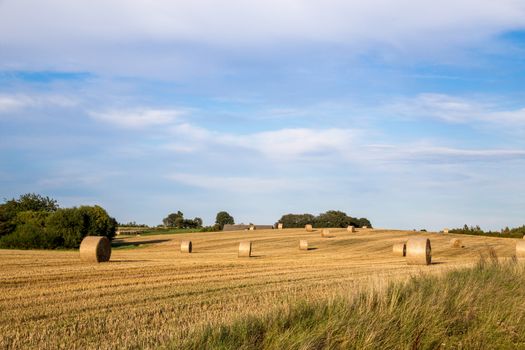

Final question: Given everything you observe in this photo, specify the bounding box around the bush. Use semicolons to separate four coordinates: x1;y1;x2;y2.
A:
0;193;58;237
0;203;116;250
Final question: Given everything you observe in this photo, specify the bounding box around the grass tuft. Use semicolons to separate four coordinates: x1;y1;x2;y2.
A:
176;258;525;349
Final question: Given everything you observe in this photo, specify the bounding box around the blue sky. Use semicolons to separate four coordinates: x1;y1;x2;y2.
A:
1;1;525;230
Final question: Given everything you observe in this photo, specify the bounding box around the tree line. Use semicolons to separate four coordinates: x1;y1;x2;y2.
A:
449;224;525;239
277;210;372;229
0;193;116;249
162;210;234;231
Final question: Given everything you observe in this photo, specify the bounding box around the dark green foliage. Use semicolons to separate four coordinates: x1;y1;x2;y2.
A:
277;211;372;228
163;211;203;229
450;224;525;238
0;194;116;249
163;211;184;227
215;211;234;230
176;259;525;349
0;193;58;237
277;214;315;228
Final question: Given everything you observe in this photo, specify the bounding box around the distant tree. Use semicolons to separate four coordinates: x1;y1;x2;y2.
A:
193;217;203;228
215;211;234;230
356;217;372;228
163;211;184;228
277;214;315;228
315;210;352;228
277;211;372;229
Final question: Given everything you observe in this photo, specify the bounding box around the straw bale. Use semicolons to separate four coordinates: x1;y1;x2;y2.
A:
516;241;525;258
238;241;252;257
450;238;462;248
393;243;406;256
406;237;431;265
79;236;111;263
299;240;308;250
321;229;331;237
181;240;192;253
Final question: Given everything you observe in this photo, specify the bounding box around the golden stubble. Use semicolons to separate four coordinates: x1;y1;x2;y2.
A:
0;228;517;349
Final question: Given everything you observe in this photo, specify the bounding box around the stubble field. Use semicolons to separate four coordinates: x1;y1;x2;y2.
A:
0;228;518;349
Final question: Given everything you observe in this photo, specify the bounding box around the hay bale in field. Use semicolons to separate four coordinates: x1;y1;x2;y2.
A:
450;238;462;248
278;223;283;230
321;229;331;237
180;240;192;253
516;241;525;258
238;241;252;257
347;225;355;232
299;240;308;250
305;224;313;232
79;236;111;263
443;228;449;234
393;243;406;257
249;225;255;231
362;226;368;229
406;237;431;265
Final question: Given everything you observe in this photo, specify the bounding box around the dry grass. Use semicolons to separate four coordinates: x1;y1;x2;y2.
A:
0;228;518;349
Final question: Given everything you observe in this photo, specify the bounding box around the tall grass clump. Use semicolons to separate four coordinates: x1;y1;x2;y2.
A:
176;256;525;349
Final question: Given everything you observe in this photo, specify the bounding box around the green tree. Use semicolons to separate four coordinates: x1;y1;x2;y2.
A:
215;211;234;230
0;193;58;237
163;211;184;228
315;210;352;228
278;214;315;228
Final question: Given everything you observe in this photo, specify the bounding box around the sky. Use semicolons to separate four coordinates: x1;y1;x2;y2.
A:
1;1;525;230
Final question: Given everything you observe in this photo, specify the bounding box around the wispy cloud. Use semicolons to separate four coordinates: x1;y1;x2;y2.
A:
1;1;524;76
386;93;525;128
0;93;77;113
166;173;316;193
89;108;186;128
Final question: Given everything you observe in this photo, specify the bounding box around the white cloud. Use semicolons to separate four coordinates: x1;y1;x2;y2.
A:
366;144;525;163
224;128;356;159
89;108;185;128
1;0;524;75
0;93;77;113
386;93;525;128
167;173;315;193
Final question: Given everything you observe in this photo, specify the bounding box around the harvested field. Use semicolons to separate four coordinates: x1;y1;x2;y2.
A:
0;228;518;349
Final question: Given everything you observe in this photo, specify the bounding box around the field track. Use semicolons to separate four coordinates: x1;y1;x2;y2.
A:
0;228;518;349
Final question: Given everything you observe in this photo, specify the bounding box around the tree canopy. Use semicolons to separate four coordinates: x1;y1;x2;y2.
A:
215;211;234;230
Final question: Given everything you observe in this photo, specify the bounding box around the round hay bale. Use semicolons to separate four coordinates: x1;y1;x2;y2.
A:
406;237;431;265
347;225;355;232
181;240;192;253
305;224;313;232
516;241;525;258
249;225;255;231
362;225;368;229
443;228;449;234
299;240;308;250
278;223;283;230
238;241;252;257
79;236;111;263
450;238;462;248
393;243;406;257
321;229;330;237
